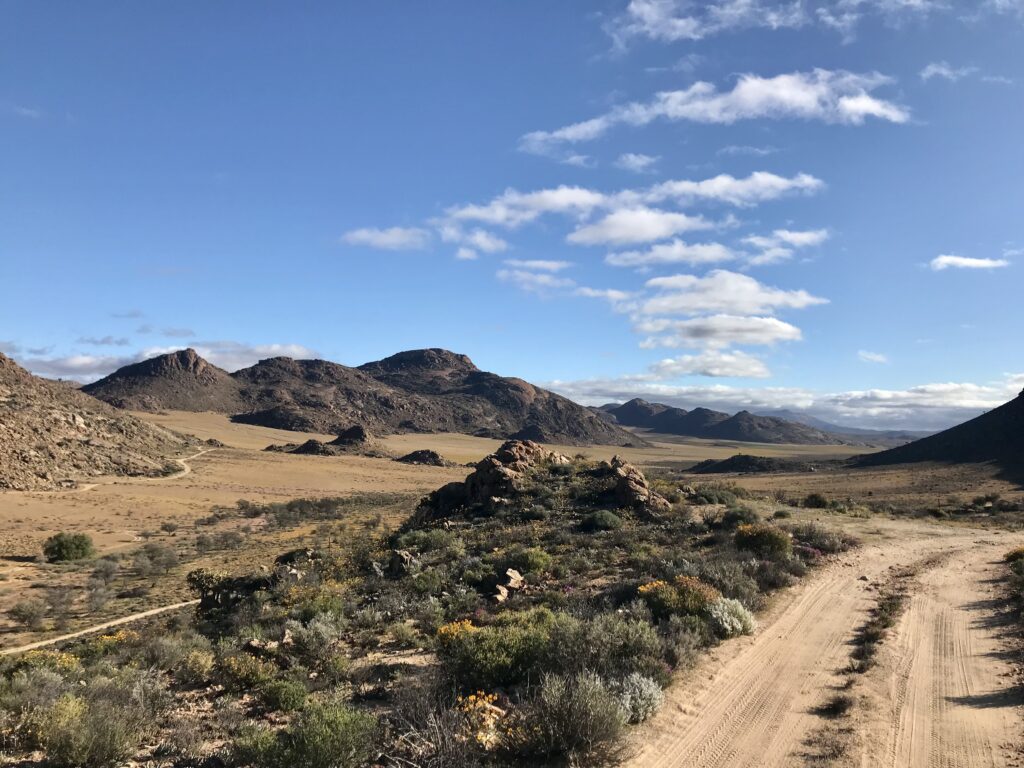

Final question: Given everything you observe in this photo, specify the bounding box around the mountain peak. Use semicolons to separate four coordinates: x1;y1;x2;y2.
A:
360;348;478;373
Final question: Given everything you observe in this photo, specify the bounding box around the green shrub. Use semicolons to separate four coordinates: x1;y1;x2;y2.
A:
639;576;721;620
504;672;627;765
721;507;760;529
734;524;792;560
582;510;622;532
1005;546;1024;563
548;612;664;681
787;523;858;554
501;546;552;575
437;610;556;690
9;598;47;630
273;698;377;768
216;653;276;692
43;532;95;563
260;679;307;712
802;492;829;509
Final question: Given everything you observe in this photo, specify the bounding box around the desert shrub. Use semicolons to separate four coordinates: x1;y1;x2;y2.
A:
177;649;216;686
753;559;795;590
43;532;95;563
548;612;664;681
260;679;307;712
436;610;555;690
1005;546;1024;564
286;614;347;669
91;559;120;584
638;576;721;620
721;507;760;529
707;598;757;638
772;509;792;519
389;673;487;767
230;724;278;766
734;524;792;560
250;698;378;768
501;546;552;575
815;693;854;718
802;492;829;509
503;672;627;765
660;615;709;669
582;510;623;532
9;598;47;631
691;483;745;506
787;523;858;554
609;673;663;723
216;653;276;692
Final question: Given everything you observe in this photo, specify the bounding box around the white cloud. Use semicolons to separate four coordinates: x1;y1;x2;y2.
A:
642;270;828;316
920;61;978;82
575;287;637;304
142;342;319;372
930;254;1010;270
496;269;576;293
615;152;660;172
76;336;131;347
11;104;42;119
503;259;572;272
744;228;829;264
606;239;736;267
858;350;889;363
438;224;509;254
649;350;771;378
567;207;711;246
341;226;431;250
455;247;478;261
546;372;1024;430
21;354;137;380
643;171;824;207
610;0;950;46
635;314;804;348
717;144;780;156
520;69;909;154
447;186;608;227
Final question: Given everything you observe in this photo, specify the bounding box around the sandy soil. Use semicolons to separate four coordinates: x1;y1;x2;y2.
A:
627;517;1024;768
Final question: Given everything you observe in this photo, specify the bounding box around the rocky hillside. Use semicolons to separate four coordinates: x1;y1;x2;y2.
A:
0;353;195;490
856;389;1024;474
601;398;841;445
84;348;640;447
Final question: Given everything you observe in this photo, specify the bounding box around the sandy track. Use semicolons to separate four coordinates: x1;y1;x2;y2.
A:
864;538;1024;768
628;524;1023;768
0;599;200;656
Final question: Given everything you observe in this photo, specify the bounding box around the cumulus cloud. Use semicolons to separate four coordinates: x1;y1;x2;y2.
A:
642;270;828;316
635;314;804;348
455;247;478;261
567;207;711;246
615;152;660;172
920;61;978;82
606;239;736;267
717;144;780;156
858;350;889;363
743;228;829;264
21;354;137;380
520;70;909;154
447;186;607;228
341;226;432;250
643;171;824;207
439;224;509;254
930;254;1010;270
649;350;771;378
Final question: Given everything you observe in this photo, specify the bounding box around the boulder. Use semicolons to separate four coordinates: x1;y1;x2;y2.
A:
609;455;671;513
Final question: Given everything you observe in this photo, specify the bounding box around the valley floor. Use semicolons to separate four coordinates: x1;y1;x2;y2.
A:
628;517;1024;768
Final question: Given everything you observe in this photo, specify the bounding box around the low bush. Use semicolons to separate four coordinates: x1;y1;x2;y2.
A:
260;679;307;712
1004;546;1024;564
609;672;664;723
706;598;757;638
721;507;760;529
639;576;721;620
504;672;628;766
802;492;829;509
240;698;378;768
734;524;792;560
43;532;95;563
9;599;47;631
582;510;623;532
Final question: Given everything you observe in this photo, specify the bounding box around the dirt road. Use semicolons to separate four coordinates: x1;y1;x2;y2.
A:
0;599;200;656
629;521;1024;768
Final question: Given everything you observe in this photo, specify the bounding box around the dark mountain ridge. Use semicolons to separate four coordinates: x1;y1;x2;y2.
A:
84;348;640;447
856;389;1024;477
600;398;843;445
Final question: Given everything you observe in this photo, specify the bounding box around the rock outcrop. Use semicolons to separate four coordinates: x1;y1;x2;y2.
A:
607;455;671;513
395;449;457;467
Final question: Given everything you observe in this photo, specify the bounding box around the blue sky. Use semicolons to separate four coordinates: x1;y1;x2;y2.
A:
1;1;1021;429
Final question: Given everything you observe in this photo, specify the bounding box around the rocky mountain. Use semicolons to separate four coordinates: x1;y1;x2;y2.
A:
600;398;842;445
755;408;931;444
84;348;640;447
0;352;196;490
856;389;1024;475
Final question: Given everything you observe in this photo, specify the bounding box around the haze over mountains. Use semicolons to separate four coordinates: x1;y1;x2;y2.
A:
0;352;194;490
83;348;640;447
599;398;847;445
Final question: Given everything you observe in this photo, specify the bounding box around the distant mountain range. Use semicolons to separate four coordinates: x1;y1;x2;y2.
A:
82;348;641;447
597;398;847;445
0;352;194;490
753;409;933;443
857;388;1024;476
